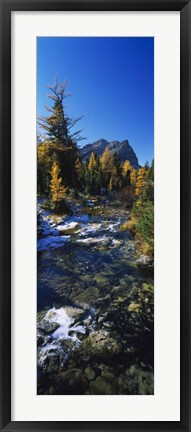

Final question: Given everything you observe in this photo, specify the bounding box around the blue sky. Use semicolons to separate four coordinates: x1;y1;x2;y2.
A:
37;37;154;166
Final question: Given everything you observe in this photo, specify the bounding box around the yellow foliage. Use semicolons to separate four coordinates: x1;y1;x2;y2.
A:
109;177;113;191
135;233;153;257
130;169;137;186
120;216;137;234
88;152;97;171
100;146;113;174
135;167;148;196
75;157;82;174
50;161;67;203
122;160;133;177
37;141;50;163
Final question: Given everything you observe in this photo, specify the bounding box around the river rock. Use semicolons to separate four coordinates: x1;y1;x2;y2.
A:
94;273;108;284
60;338;78;352
38;349;60;374
111;239;123;247
56;222;79;234
97;313;108;324
89;372;117;395
81;330;122;359
52;368;88;394
37;318;60;335
126;243;135;253
84;365;96;381
118;365;154;395
37;331;46;347
64;306;85;322
136;255;154;267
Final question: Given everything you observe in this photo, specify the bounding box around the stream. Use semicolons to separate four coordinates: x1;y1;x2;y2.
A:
37;196;154;395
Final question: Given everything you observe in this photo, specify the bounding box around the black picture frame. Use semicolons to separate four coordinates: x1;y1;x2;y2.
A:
0;0;190;431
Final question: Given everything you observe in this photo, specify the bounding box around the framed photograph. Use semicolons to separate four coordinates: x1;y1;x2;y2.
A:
0;0;190;431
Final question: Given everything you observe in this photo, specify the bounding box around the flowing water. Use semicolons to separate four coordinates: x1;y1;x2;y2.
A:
37;197;154;395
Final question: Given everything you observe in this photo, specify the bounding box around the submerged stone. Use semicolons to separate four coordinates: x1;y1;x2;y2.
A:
118;366;154;395
89;372;117;395
94;274;108;284
84;365;96;381
52;368;88;394
81;330;122;359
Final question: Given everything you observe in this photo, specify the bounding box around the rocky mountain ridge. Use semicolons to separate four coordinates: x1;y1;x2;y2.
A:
79;139;139;169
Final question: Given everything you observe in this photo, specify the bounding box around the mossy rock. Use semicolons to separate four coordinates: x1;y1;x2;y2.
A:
38;350;60;375
128;302;141;313
89;372;117;395
84;365;96;381
94;273;109;284
81;330;122;359
118;365;154;395
74;287;100;304
37;309;48;323
37;319;60;335
51;368;88;395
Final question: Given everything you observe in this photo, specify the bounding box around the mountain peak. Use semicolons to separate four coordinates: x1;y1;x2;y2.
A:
80;139;139;169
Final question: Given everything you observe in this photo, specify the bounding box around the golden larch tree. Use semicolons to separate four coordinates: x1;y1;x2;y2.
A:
135;167;148;196
50;161;67;203
130;168;137;186
109;177;113;191
122;160;133;178
100;146;113;175
88;152;97;172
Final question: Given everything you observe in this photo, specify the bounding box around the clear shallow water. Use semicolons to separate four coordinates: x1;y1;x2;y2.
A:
37;199;154;395
38;202;152;310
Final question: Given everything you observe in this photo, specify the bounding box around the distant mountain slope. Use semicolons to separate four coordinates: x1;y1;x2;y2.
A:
79;139;139;169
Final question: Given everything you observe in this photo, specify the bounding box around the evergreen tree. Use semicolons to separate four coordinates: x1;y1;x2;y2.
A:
144;160;150;171
112;153;123;189
37;140;52;195
75;157;83;188
37;81;83;189
136;199;154;255
149;159;154;182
